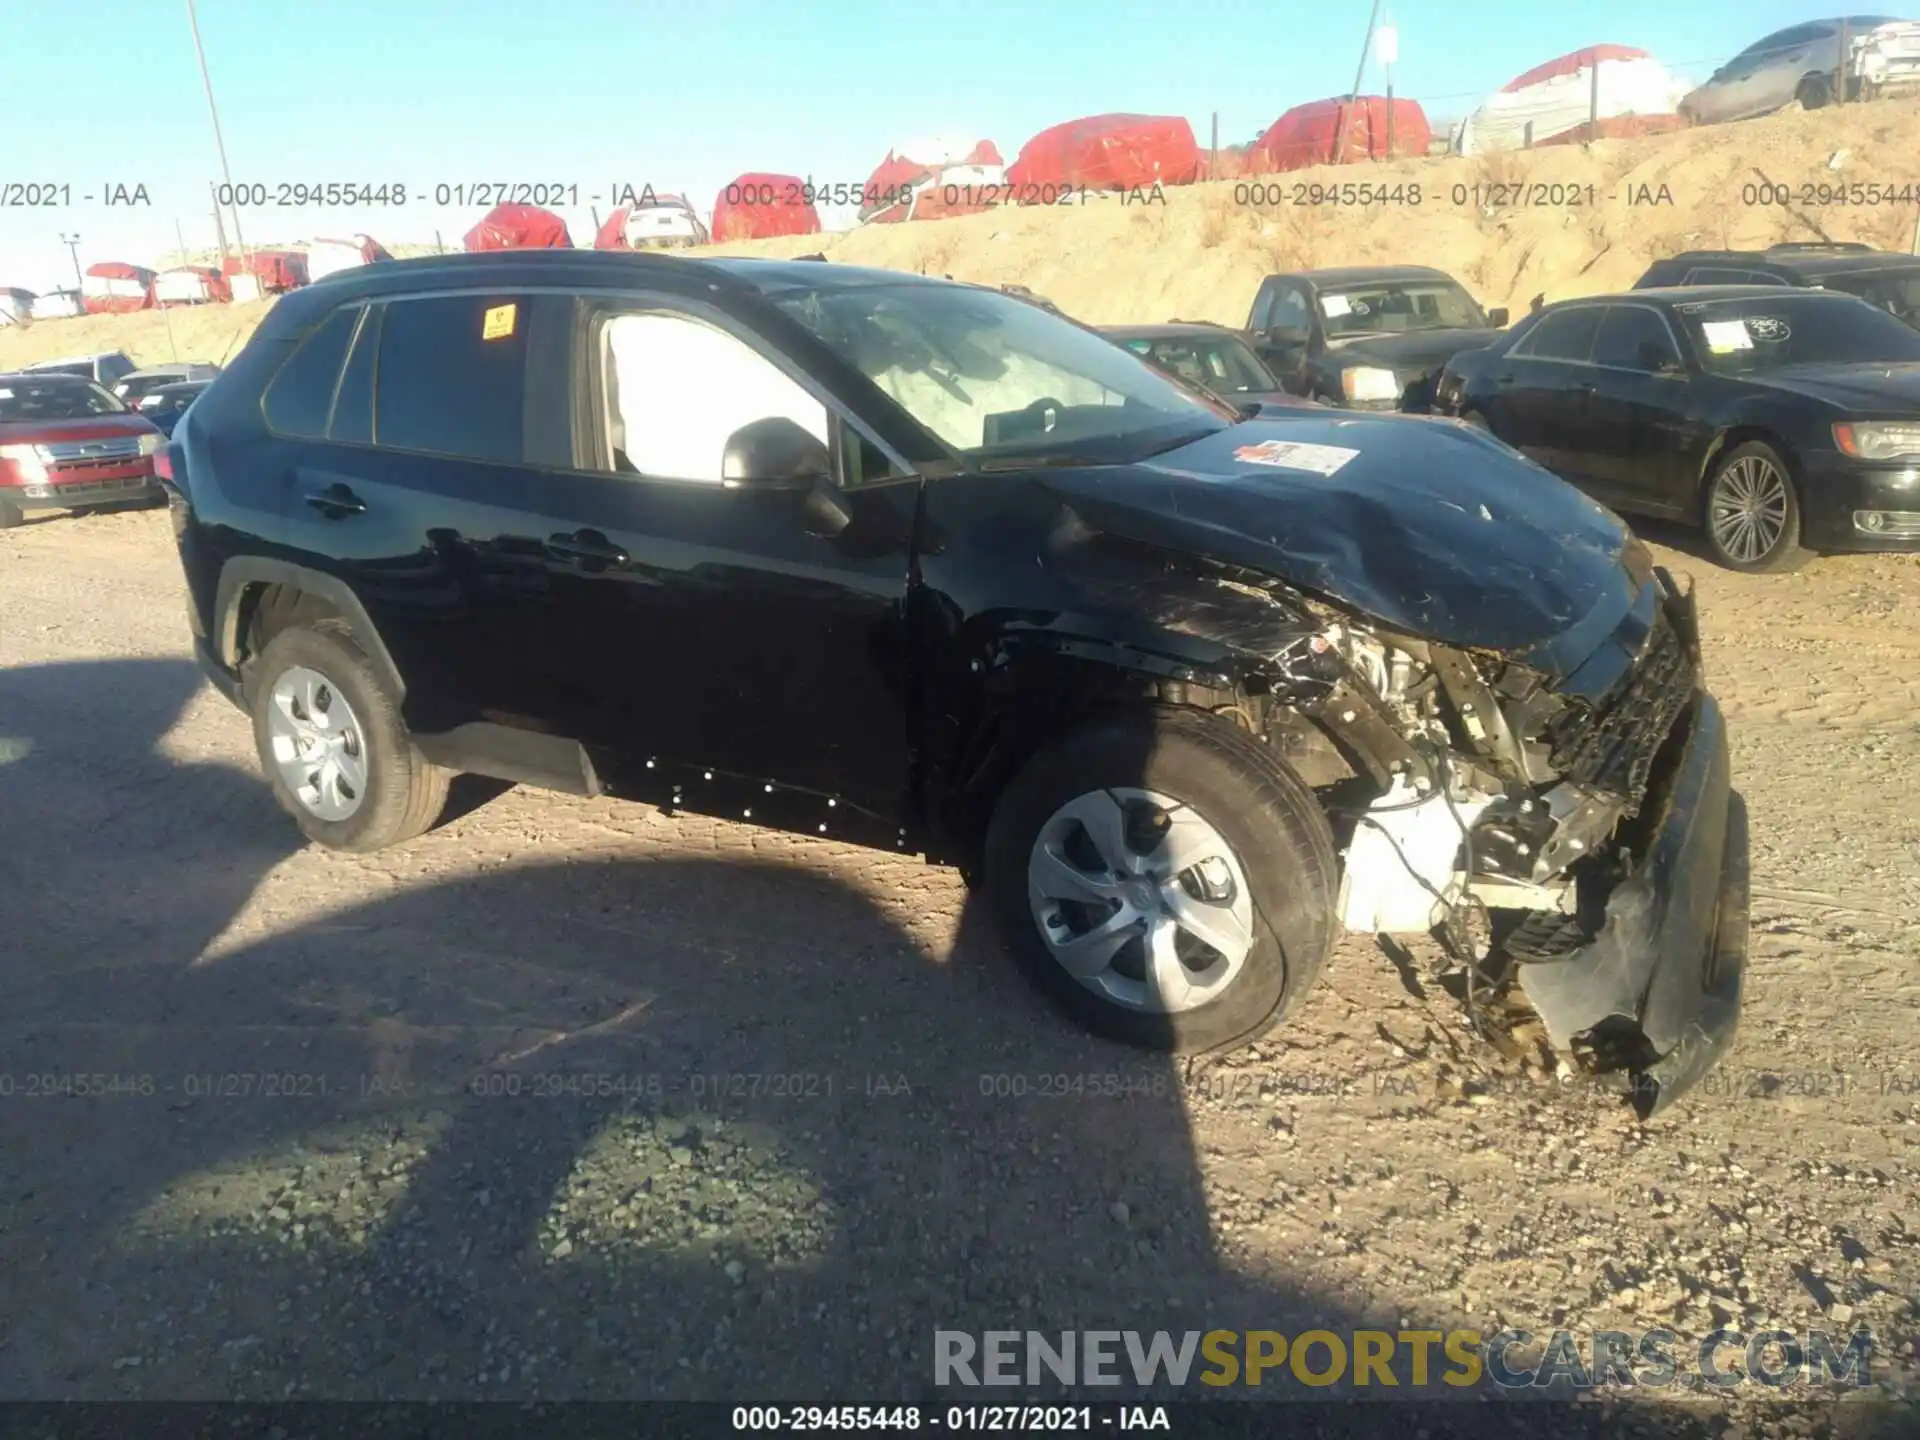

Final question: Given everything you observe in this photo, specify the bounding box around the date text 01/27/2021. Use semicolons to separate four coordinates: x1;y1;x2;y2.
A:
729;1405;1170;1431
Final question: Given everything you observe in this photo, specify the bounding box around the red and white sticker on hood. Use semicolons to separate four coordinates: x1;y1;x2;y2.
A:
1233;439;1360;475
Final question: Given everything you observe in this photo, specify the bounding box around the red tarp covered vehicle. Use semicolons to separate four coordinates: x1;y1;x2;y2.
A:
463;204;574;251
1005;115;1202;194
710;174;822;242
220;249;310;292
1250;96;1432;172
859;138;1004;223
153;266;233;306
81;262;156;314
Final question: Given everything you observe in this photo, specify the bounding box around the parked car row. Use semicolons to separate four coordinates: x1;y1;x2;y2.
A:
0;356;220;526
1175;242;1920;571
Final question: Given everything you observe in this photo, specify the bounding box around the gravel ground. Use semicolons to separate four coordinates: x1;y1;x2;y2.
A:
0;505;1915;1432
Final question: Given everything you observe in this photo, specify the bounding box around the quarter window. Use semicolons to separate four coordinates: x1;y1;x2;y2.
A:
262;305;360;438
373;294;531;463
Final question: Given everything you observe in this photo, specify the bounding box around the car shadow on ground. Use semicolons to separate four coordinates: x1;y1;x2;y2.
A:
0;658;1869;1434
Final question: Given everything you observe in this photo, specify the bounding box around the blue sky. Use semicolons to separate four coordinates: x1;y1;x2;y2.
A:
0;1;1864;291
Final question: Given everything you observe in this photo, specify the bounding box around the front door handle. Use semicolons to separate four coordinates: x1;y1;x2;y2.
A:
304;483;366;518
546;529;630;565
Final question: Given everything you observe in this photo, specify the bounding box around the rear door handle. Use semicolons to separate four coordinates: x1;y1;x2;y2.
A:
546;529;630;565
304;483;366;518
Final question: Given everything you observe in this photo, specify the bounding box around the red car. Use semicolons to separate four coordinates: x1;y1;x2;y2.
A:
0;371;166;528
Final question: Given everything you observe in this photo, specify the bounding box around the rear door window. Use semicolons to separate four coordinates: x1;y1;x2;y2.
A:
262;305;361;438
1515;307;1603;361
373;294;532;463
1591;306;1682;371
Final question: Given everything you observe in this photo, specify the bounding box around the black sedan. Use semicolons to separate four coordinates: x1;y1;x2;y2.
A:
1102;323;1323;410
1435;286;1920;571
131;378;214;438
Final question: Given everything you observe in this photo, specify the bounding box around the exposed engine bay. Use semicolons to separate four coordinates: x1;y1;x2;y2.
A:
1206;563;1705;1074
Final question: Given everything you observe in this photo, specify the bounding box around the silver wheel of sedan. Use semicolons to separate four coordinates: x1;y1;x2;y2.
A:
264;665;368;821
1027;786;1255;1014
1707;454;1790;565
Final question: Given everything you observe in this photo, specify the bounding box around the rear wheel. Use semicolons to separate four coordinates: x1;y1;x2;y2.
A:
1796;74;1834;109
983;709;1337;1054
0;499;21;530
1703;440;1808;573
247;620;450;852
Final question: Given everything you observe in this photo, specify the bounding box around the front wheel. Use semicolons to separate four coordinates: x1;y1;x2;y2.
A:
247;620;450;851
1702;440;1808;573
983;709;1337;1054
1796;74;1834;110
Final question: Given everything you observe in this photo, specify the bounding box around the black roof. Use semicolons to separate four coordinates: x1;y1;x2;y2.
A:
273;250;962;336
1555;284;1870;307
0;369;96;383
142;379;215;397
1100;322;1239;341
1654;244;1920;279
1282;265;1461;288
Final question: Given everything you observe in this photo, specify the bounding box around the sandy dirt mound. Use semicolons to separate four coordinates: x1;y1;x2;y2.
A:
4;100;1920;374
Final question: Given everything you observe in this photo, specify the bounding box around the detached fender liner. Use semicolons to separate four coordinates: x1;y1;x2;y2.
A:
1515;693;1748;1117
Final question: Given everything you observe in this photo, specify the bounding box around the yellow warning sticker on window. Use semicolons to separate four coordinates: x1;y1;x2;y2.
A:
482;303;517;340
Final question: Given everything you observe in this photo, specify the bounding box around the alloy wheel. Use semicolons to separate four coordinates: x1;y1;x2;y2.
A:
1708;455;1790;564
265;665;369;821
1026;787;1255;1014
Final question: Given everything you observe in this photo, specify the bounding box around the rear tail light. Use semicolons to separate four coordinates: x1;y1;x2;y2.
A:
152;446;175;482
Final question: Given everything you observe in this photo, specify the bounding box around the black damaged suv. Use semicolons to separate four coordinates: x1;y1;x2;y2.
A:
165;252;1747;1112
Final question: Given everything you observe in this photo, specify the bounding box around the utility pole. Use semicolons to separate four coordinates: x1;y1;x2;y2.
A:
1332;0;1383;167
185;0;250;270
58;232;83;291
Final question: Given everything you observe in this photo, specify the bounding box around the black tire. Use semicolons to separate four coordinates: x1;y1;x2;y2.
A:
983;708;1338;1055
1796;74;1834;110
246;620;450;852
0;499;21;530
1701;439;1809;573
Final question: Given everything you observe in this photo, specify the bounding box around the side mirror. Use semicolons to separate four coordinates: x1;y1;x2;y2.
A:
720;416;830;489
1487;307;1510;328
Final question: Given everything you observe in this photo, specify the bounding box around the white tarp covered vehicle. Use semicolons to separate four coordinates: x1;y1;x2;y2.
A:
1455;45;1691;154
595;196;709;249
153;268;225;305
305;235;394;282
30;290;82;320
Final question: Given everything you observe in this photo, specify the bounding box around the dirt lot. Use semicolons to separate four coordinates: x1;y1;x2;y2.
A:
0;499;1915;1426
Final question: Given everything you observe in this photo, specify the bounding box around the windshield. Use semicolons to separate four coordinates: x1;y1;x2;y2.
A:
1320;281;1488;339
770;282;1229;464
1815;269;1920;327
0;377;128;421
1673;293;1920;374
1121;334;1278;394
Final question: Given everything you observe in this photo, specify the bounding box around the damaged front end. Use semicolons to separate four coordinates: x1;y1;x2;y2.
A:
1221;557;1748;1116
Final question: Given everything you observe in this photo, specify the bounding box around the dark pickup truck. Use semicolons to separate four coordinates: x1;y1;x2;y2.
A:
1242;265;1510;411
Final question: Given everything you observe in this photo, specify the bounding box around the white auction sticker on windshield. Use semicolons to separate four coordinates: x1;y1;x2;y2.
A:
1701;319;1754;353
1235;439;1360;475
1320;294;1353;318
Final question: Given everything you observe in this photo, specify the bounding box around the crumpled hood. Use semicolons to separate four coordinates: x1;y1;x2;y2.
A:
1038;412;1639;674
1328;327;1502;375
1746;362;1920;411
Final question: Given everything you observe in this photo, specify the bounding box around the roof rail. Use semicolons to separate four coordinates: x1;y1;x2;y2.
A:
1765;241;1875;253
